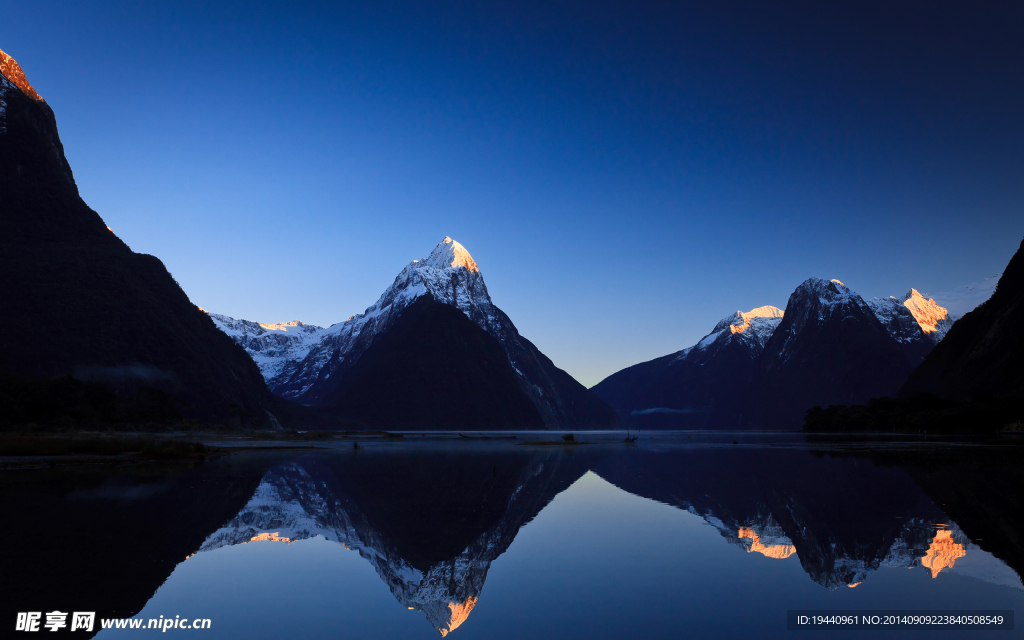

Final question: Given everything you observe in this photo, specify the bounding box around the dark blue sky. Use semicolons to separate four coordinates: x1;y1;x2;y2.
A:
4;1;1022;385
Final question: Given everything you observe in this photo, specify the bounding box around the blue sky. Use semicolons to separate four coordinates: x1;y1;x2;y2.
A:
3;1;1022;386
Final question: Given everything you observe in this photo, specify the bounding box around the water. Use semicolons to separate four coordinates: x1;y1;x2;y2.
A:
3;433;1022;638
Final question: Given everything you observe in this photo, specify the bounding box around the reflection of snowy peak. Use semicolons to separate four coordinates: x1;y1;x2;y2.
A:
689;501;998;590
198;459;490;634
197;453;590;635
695;509;797;560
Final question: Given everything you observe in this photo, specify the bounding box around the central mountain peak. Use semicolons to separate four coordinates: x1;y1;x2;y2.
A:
211;236;619;429
423;236;479;273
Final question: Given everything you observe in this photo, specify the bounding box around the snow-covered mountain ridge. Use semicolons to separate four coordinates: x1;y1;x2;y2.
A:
206;314;327;385
674;277;947;366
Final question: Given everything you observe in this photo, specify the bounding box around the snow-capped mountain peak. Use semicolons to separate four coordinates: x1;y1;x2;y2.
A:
867;289;953;344
900;289;952;337
374;236;493;317
783;277;865;326
422;236;480;273
207;236;496;398
717;305;785;336
207;236;618;429
685;305;785;356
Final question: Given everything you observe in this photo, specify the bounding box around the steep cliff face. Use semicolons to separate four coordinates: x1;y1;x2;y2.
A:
901;237;1024;401
0;48;277;425
214;237;619;429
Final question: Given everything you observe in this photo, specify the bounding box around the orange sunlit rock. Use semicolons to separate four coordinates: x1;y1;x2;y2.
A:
738;526;796;559
728;306;785;334
249;532;292;544
437;597;478;637
902;289;950;334
921;528;965;578
0;49;43;101
257;320;308;331
441;237;479;272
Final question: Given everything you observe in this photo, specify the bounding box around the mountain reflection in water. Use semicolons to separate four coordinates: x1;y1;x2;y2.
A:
3;436;1023;639
592;446;1023;592
193;449;598;636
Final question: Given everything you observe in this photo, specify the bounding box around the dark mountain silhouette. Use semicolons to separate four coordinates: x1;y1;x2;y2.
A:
323;296;545;430
901;236;1024;401
750;278;926;429
805;238;1024;433
0;451;294;639
594;278;941;431
0;48;281;426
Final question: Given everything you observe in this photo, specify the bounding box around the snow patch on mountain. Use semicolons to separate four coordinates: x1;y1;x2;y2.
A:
206;312;326;387
674;305;785;362
711;306;785;348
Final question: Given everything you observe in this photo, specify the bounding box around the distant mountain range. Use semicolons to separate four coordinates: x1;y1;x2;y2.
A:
592;275;991;430
210;238;619;430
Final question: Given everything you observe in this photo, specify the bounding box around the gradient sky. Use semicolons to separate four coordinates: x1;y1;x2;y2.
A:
3;1;1022;386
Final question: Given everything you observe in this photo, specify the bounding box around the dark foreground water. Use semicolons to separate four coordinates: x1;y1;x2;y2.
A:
3;433;1023;639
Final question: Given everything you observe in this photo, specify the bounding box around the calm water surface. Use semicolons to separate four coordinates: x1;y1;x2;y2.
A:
4;433;1023;639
